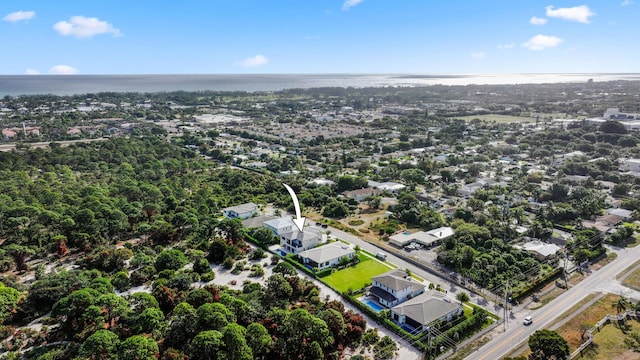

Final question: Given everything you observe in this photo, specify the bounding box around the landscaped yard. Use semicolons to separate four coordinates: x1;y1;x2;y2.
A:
322;254;391;293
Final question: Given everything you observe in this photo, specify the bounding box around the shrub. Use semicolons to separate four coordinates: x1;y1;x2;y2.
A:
223;257;234;270
155;249;188;271
200;272;214;282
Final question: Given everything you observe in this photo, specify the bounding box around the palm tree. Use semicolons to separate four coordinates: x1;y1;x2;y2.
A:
613;296;629;315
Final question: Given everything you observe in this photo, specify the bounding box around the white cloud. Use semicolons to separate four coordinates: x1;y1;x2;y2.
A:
3;10;35;23
522;34;563;50
471;51;485;60
497;42;516;49
621;0;633;6
242;55;268;68
53;16;121;38
530;16;547;25
342;0;364;10
25;68;40;75
545;5;595;23
48;65;79;75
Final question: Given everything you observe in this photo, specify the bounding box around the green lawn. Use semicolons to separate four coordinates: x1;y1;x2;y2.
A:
323;256;391;293
455;114;538;123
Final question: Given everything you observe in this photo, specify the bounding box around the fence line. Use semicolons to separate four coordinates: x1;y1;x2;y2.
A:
570;310;637;359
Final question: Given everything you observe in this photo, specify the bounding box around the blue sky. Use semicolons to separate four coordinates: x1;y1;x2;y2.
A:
1;1;638;74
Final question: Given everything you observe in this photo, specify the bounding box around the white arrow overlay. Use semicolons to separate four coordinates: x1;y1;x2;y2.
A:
283;183;306;232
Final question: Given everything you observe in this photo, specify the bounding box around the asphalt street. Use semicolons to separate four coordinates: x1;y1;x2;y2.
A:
464;243;640;360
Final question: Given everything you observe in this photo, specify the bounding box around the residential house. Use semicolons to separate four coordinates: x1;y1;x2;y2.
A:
343;188;380;202
264;216;295;236
620;158;640;174
309;178;335;186
222;203;259;220
368;180;406;193
549;228;573;246
515;240;561;261
555;150;585;165
368;269;426;308
607;208;633;221
458;182;485;198
298;243;355;271
389;227;454;248
391;291;462;332
2;129;17;140
280;227;325;254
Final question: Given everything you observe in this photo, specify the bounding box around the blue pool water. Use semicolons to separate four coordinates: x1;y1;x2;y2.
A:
362;298;384;312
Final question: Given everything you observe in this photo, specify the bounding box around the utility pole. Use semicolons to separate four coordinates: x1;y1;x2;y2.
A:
504;279;509;331
564;248;569;289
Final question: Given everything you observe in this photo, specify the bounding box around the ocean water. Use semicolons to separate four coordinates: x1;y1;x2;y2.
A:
1;73;639;97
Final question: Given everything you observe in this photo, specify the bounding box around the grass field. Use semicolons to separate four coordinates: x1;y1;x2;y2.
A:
621;260;640;291
455;114;575;124
556;293;624;352
322;255;390;293
455;114;538;123
585;320;640;359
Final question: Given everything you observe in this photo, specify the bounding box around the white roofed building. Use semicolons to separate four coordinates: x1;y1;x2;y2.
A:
515;240;561;261
222;203;259;219
280;227;325;254
298;243;355;271
264;216;295;236
389;227;454;248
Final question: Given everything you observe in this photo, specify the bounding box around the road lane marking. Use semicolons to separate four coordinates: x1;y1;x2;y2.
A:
477;328;524;360
537;291;587;323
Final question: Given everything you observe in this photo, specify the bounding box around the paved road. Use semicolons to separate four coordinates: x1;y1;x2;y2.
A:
465;244;640;360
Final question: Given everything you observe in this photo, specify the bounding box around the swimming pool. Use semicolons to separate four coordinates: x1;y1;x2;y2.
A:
361;298;384;312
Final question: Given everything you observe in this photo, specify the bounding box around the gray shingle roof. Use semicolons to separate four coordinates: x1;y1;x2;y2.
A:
372;271;425;293
298;243;354;264
392;291;461;326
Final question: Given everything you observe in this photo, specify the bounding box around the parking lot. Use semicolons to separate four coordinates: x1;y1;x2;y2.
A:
400;242;440;266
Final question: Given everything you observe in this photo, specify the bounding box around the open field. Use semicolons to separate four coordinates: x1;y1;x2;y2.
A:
556;293;624;352
584;320;640;360
621;260;640;291
322;255;391;293
453;112;584;123
454;114;538;123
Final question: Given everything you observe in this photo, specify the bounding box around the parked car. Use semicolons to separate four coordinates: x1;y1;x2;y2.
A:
523;316;533;325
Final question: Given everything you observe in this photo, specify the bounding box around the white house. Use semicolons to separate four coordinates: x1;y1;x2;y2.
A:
264;216;295;236
391;291;462;332
298;243;355;271
369;269;426;308
280;227;325;254
389;227;454;248
343;188;380;202
368;180;406;193
515;240;561;261
620;158;640;174
222;203;259;220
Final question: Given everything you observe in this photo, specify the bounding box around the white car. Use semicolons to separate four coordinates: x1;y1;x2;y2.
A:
523;316;533;325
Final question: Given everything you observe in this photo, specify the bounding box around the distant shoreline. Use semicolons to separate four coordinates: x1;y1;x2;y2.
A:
1;73;640;97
